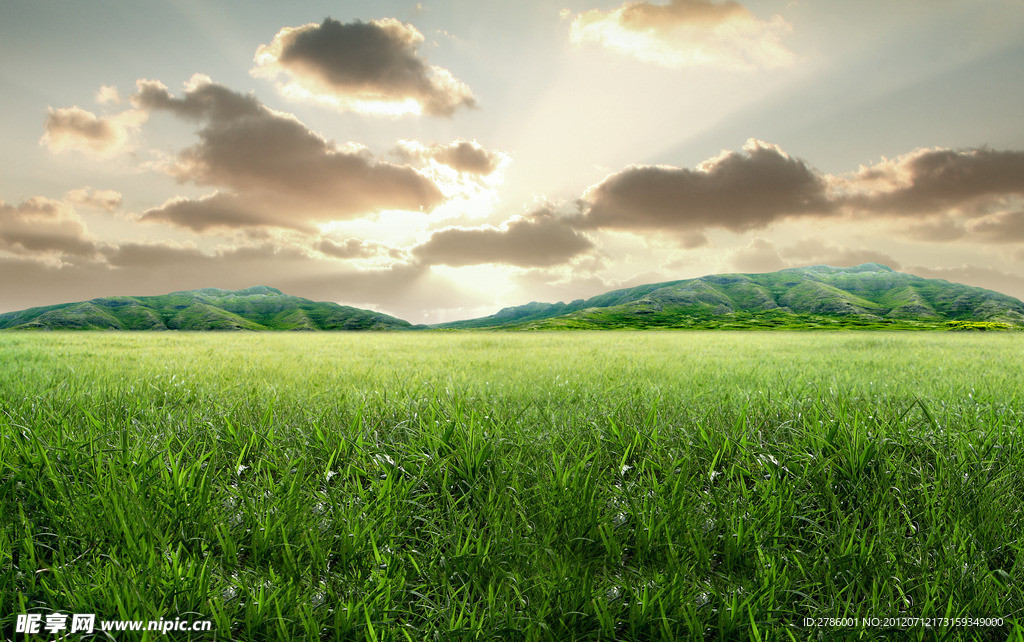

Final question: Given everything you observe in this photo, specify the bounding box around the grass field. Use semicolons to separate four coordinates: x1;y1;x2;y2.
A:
2;331;1024;640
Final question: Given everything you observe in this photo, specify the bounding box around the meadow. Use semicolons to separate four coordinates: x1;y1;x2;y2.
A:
2;331;1023;640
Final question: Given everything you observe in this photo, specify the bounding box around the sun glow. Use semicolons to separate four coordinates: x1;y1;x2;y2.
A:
431;263;517;300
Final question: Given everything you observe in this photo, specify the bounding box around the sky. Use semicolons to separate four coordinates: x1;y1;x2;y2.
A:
2;0;1024;323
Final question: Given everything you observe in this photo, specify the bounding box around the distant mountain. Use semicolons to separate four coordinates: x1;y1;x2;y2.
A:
435;264;1024;330
0;286;412;331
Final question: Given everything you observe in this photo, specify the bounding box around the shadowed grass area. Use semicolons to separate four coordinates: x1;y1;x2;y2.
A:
1;332;1023;640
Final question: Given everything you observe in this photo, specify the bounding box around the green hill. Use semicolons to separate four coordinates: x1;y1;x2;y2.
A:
5;265;1022;332
434;264;1024;330
0;286;412;331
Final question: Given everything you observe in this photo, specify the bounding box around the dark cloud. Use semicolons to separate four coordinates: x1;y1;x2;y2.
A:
0;197;98;257
393;139;504;175
679;231;710;249
134;77;263;122
40;106;144;156
850;147;1024;215
903;215;968;242
843;147;1024;244
132;76;445;231
316;238;382;259
965;211;1024;242
413;210;594;267
139;192;314;234
572;142;1024;246
252;18;476;117
575;139;832;233
570;0;794;70
102;242;209;268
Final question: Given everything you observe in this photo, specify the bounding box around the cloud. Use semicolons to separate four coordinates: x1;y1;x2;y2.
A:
573;142;1024;246
95;85;121;105
780;238;902;271
569;0;795;70
679;231;710;248
964;211;1024;243
252;18;476;117
575;139;832;234
0;197;98;258
729;237;903;274
903;215;968;242
139;192;312;234
413;210;594;267
847;147;1024;216
731;238;785;273
102;242;209;268
132;75;445;231
392;139;505;175
900;210;1024;245
0;232;486;323
0;256;99;312
40;106;145;156
511;269;618;303
67;188;123;212
316;237;383;259
906;264;1024;301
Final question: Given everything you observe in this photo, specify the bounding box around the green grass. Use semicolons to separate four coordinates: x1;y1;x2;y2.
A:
513;308;999;331
2;332;1023;640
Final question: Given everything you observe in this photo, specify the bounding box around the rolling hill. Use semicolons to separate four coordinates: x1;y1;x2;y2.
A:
0;286;412;331
434;264;1024;330
4;265;1023;331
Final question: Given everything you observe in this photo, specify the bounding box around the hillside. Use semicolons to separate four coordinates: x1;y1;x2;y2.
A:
435;264;1024;330
0;286;412;331
5;265;1023;332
